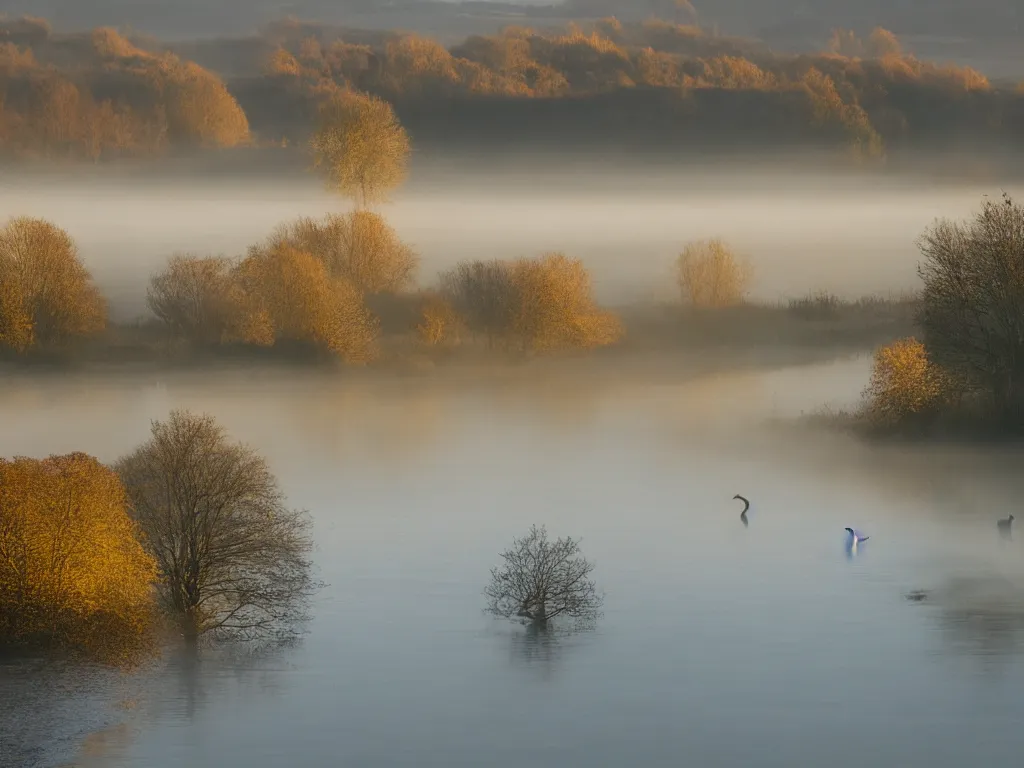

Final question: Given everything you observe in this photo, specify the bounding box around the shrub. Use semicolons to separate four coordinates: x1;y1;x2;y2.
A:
441;254;622;352
510;252;623;351
417;293;463;347
226;242;379;362
676;238;752;308
862;337;952;428
269;211;417;294
147;253;234;345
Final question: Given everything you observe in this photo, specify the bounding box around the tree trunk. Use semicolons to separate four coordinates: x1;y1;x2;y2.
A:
181;611;200;645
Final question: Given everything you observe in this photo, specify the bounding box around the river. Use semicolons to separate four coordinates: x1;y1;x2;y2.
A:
3;356;1024;767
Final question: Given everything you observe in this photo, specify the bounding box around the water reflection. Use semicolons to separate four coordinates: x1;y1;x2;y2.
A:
926;576;1024;661
0;658;138;768
509;623;560;680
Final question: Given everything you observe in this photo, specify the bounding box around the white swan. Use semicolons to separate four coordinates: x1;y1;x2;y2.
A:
844;527;869;544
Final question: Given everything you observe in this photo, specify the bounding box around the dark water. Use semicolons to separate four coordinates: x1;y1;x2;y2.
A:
3;359;1024;767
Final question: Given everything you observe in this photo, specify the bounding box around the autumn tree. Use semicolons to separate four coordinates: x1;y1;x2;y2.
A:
116;410;320;643
862;337;953;429
269;211;417;294
509;252;623;352
147;253;234;345
868;28;902;58
0;453;157;662
0;216;106;351
310;90;410;208
484;525;603;628
226;241;378;363
918;194;1024;421
676;238;751;308
162;61;251;148
417;292;464;347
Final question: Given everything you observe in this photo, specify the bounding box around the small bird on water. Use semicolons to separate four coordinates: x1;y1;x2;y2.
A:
733;494;750;527
997;514;1014;537
844;527;869;544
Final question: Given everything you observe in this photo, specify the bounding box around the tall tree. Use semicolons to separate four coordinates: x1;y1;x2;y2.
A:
0;216;106;351
919;194;1024;421
116;410;321;643
310;91;411;209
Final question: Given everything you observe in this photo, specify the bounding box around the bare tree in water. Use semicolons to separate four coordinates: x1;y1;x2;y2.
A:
116;410;320;643
484;525;602;628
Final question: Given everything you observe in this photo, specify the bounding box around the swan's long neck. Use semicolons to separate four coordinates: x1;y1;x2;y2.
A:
737;496;750;514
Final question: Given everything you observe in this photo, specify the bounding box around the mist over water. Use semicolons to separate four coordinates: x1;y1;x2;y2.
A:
2;166;1016;320
4;358;1024;767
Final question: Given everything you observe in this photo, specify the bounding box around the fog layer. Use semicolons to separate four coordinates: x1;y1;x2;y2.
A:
2;167;1017;321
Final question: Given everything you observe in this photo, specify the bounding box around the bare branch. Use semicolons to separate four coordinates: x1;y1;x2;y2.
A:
116;409;323;643
484;525;603;629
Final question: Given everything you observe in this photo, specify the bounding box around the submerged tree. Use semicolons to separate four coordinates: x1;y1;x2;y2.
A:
116;410;321;643
484;525;602;628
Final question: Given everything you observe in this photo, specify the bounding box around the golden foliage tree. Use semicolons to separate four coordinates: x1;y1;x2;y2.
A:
270;211;417;294
162;61;251;148
227;242;378;362
867;28;902;58
310;90;411;208
116;410;319;642
147;253;234;345
510;252;623;352
0;216;106;351
863;337;951;428
676;238;752;308
417;292;464;347
0;453;157;662
441;254;622;352
265;46;302;76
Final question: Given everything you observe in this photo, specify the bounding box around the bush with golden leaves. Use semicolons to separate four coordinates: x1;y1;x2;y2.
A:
269;211;417;294
441;254;622;352
310;90;410;207
417;292;464;347
226;242;378;363
676;238;752;308
0;216;106;352
510;252;623;352
0;453;158;663
147;253;235;345
862;337;952;428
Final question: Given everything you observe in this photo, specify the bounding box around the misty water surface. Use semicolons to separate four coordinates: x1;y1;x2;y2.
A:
3;357;1024;767
2;169;1019;320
